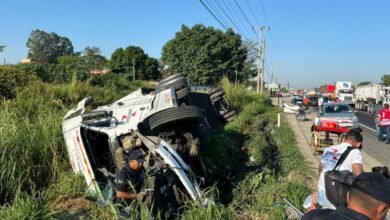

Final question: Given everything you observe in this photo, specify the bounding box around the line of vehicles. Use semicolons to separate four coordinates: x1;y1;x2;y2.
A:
291;81;390;114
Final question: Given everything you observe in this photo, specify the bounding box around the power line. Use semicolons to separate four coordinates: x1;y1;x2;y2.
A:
224;0;254;40
204;0;230;29
244;0;261;26
220;0;250;39
214;0;244;35
233;0;259;39
259;0;270;27
198;0;228;30
258;0;277;63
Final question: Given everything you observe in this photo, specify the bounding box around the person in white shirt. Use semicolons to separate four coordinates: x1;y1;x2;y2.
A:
316;130;364;209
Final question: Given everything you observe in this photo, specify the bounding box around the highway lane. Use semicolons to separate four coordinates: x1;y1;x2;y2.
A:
355;111;375;129
274;98;388;169
355;111;389;168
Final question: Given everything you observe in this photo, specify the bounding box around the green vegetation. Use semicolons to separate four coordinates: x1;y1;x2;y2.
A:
162;24;247;85
1;20;313;217
0;71;312;219
26;29;74;64
109;46;159;80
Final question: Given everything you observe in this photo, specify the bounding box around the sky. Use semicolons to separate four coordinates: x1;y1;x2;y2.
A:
1;0;390;88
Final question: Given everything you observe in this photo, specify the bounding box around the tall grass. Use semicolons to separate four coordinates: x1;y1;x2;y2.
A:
0;75;311;219
0;76;154;217
200;79;311;219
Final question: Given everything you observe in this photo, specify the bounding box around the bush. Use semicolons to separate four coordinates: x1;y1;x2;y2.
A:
0;66;38;99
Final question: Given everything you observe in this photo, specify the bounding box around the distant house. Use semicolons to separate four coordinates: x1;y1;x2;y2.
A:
21;58;32;64
90;68;109;75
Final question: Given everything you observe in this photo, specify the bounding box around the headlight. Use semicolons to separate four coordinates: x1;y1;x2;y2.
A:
352;116;358;122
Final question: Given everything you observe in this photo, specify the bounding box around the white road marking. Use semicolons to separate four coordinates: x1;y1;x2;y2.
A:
359;123;376;133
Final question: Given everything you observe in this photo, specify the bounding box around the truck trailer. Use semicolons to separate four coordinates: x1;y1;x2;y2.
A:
355;84;390;112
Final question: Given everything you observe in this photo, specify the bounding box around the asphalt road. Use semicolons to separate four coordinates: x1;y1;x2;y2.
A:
274;97;389;169
356;111;390;168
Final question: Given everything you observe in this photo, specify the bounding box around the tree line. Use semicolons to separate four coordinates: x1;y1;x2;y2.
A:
3;24;258;86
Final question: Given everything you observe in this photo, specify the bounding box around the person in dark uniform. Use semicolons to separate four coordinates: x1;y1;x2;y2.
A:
302;172;390;220
115;149;147;207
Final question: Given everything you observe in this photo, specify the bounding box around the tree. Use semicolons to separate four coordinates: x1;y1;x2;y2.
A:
356;81;372;86
240;40;258;83
26;29;73;64
161;24;247;85
109;46;160;80
53;54;87;82
83;47;107;70
382;75;390;86
17;63;51;82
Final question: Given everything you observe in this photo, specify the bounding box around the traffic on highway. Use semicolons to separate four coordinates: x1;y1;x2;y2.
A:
281;80;390;168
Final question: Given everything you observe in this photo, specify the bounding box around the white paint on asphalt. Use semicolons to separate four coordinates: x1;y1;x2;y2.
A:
359;123;376;133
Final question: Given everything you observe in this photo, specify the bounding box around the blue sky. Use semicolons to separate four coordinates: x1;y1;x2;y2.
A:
1;0;389;88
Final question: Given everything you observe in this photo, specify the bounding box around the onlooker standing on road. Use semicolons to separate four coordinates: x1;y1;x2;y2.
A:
316;130;364;209
378;103;390;143
304;96;310;108
372;101;383;136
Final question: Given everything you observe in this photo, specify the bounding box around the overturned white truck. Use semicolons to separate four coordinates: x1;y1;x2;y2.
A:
62;74;235;215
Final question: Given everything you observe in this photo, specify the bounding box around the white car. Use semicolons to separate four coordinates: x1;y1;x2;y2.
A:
62;74;234;214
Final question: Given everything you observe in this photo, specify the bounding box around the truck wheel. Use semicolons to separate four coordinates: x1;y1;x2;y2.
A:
155;76;187;93
176;86;189;100
158;73;183;85
222;110;236;122
149;106;204;132
209;90;225;100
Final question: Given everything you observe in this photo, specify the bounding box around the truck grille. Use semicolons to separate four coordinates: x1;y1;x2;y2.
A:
344;97;352;101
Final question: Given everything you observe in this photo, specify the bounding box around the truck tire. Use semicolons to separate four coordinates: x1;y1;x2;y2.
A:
222;110;236;122
209;90;225;100
158;73;183;85
155;76;187;93
176;86;190;100
149;106;204;132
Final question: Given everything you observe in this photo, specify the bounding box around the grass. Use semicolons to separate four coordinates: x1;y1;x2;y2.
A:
0;74;312;219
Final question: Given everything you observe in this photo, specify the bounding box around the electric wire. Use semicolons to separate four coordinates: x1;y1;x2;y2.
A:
214;0;244;36
224;0;254;40
244;0;261;26
198;0;228;30
233;0;259;39
220;0;251;39
204;0;230;30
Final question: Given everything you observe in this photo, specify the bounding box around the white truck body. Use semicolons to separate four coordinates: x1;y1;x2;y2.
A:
355;84;390;112
335;81;354;105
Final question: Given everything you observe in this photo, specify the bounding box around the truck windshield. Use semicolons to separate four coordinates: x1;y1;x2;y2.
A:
325;105;353;113
339;89;352;94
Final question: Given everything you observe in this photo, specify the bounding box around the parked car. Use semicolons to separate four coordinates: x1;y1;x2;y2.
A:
62;74;235;216
291;96;303;106
317;102;359;129
309;95;318;106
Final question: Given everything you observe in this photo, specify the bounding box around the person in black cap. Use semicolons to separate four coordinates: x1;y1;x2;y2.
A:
327;172;390;220
115;149;146;206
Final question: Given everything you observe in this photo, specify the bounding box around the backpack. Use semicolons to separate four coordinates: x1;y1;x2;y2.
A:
324;147;356;207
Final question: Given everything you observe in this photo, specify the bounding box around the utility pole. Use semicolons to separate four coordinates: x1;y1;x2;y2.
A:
256;28;262;94
257;26;269;95
132;58;135;81
235;69;238;87
261;40;266;95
